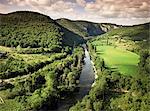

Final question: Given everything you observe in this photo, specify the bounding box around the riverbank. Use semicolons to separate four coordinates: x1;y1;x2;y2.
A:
49;44;95;111
91;60;98;87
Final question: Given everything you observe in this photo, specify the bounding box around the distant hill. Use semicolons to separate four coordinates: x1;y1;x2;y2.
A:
102;22;150;42
0;11;84;49
56;18;119;37
91;22;150;52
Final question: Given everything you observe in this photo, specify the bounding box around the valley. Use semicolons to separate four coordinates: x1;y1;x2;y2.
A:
70;22;150;111
0;11;150;111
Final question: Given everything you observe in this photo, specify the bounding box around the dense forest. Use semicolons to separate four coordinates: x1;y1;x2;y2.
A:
0;46;84;110
0;11;84;48
0;11;85;111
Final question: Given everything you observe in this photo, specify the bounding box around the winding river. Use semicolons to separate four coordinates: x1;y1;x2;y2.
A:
50;44;95;111
76;44;95;99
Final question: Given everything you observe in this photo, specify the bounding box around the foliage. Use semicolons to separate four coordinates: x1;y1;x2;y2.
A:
56;19;115;37
92;45;139;76
0;53;66;79
0;11;84;49
0;45;84;111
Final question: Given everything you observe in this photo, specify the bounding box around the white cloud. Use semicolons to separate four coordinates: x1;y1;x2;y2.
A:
0;4;9;13
76;0;86;7
30;0;50;5
47;1;75;12
0;0;150;25
84;0;150;18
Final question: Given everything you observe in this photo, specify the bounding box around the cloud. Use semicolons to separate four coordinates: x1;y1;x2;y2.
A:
30;0;51;5
0;4;9;13
84;0;150;18
46;1;75;12
76;0;86;7
0;0;149;25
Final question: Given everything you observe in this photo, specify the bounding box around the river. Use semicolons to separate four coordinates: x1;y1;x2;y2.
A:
49;44;95;111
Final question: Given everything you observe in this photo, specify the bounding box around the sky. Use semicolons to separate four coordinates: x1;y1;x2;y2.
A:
0;0;150;25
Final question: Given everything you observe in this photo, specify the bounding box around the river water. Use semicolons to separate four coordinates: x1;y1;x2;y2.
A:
76;44;95;99
50;44;95;111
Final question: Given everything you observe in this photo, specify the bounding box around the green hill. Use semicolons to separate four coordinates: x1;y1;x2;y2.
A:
0;11;84;49
56;18;119;37
90;23;149;75
0;11;85;111
92;23;150;52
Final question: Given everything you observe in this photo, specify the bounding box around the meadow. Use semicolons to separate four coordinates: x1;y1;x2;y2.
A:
95;45;139;76
89;24;148;76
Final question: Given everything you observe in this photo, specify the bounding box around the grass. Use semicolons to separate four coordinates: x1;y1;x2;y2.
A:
0;46;14;52
0;45;60;68
0;99;24;111
96;45;139;76
0;89;24;111
0;45;63;64
91;25;145;76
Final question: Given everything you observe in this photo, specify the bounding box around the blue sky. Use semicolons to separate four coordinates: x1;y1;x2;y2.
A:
0;0;149;25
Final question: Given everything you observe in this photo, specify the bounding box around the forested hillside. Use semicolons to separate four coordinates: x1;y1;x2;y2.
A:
0;11;85;111
56;18;119;37
70;23;150;111
0;11;84;49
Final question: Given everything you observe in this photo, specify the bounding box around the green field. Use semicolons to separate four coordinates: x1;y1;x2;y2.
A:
95;45;140;76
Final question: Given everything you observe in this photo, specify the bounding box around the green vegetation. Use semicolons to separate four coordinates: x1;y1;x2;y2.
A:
0;12;61;49
0;52;66;79
57;19;89;37
0;11;84;48
92;23;149;52
0;46;84;110
92;45;139;76
0;10;149;111
57;18;119;37
102;23;149;41
70;23;150;111
0;11;85;111
89;23;149;76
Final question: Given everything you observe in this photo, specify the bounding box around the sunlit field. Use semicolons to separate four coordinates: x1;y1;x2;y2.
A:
96;45;139;76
